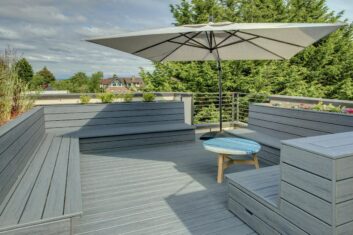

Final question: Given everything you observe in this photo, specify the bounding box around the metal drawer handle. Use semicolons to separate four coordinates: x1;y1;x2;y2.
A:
245;208;253;215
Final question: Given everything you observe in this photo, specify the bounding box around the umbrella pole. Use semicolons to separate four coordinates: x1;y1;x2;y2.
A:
217;58;223;132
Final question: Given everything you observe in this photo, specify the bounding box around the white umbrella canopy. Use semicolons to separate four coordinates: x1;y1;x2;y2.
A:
87;22;345;62
87;22;345;132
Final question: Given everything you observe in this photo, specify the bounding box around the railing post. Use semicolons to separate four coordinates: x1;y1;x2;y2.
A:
236;93;240;124
231;93;235;126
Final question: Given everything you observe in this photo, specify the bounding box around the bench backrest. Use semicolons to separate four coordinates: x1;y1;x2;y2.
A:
43;102;186;134
248;104;353;140
0;107;45;205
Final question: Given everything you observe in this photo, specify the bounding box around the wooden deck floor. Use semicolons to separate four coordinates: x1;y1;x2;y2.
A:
73;136;260;235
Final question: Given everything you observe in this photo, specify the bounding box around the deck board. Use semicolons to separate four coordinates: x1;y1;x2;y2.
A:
74;136;260;235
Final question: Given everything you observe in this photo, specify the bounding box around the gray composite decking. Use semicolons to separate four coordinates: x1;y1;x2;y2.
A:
72;136;261;235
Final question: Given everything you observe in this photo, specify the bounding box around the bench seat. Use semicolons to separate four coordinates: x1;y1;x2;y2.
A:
227;166;307;235
64;123;195;138
0;134;81;234
65;123;196;153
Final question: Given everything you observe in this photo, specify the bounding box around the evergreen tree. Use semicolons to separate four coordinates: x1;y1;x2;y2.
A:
141;0;353;100
37;66;55;85
15;58;33;82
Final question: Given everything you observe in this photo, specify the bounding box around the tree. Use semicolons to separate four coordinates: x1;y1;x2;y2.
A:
37;66;55;85
89;71;103;93
15;58;33;83
140;0;353;100
29;74;46;90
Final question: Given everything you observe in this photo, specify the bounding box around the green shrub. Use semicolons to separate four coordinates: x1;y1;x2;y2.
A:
124;93;134;102
142;93;156;102
98;92;115;103
0;48;35;125
80;95;91;104
312;101;343;113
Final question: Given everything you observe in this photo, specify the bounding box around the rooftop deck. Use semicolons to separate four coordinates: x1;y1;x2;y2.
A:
73;135;260;235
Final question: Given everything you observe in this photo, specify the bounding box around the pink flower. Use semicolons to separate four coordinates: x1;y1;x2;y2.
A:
344;108;353;114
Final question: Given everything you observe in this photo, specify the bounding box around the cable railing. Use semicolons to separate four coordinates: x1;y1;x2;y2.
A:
192;92;269;126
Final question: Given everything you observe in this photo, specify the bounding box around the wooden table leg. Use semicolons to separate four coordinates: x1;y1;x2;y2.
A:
217;154;225;183
253;153;259;169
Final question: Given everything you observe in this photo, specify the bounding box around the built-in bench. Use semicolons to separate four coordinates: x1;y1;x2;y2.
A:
227;103;353;165
0;101;195;234
43;102;195;153
227;132;353;235
0;107;81;234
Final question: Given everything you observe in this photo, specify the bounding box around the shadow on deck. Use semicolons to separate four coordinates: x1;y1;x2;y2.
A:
73;135;261;235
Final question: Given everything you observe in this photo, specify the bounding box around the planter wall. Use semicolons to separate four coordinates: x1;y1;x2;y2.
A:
42;101;186;134
249;103;353;140
0;107;45;205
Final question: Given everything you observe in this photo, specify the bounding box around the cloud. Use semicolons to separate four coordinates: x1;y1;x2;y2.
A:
0;0;177;79
77;26;126;38
0;27;20;40
0;4;86;24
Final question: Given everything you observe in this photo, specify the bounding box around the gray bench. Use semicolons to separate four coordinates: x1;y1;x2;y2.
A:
43;102;195;153
0;101;194;234
227;103;353;165
0;107;81;234
227;132;353;235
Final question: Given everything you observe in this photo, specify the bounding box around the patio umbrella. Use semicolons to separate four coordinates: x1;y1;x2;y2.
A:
87;22;344;133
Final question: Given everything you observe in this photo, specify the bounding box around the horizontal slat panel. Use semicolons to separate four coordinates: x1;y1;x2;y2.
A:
0;125;45;206
80;129;193;144
250;104;353;127
280;200;332;235
337;220;353;235
228;198;280;235
336;157;353;180
336;199;353;225
0;107;43;137
250;112;352;134
228;185;306;235
0;107;43;155
281;145;333;179
81;132;195;153
281;163;332;202
45;114;184;128
336;178;353;203
0;116;44;173
43;102;183;114
258;149;280;165
45;108;184;121
249;118;327;137
47;123;194;139
248;125;299;140
280;182;332;225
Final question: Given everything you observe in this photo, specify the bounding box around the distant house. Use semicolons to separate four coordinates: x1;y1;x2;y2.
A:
100;76;144;92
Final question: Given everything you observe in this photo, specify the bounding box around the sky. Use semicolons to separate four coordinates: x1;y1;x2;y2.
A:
0;0;352;80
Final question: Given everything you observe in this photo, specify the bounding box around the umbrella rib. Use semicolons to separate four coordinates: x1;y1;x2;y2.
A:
180;33;209;49
216;33;259;49
160;31;203;62
235;34;286;60
167;40;206;49
238;30;306;48
214;30;239;48
133;33;191;54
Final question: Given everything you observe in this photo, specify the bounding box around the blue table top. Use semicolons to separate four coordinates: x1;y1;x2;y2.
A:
203;138;261;155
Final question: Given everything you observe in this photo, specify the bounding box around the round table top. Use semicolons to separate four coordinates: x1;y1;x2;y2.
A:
203;137;261;155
